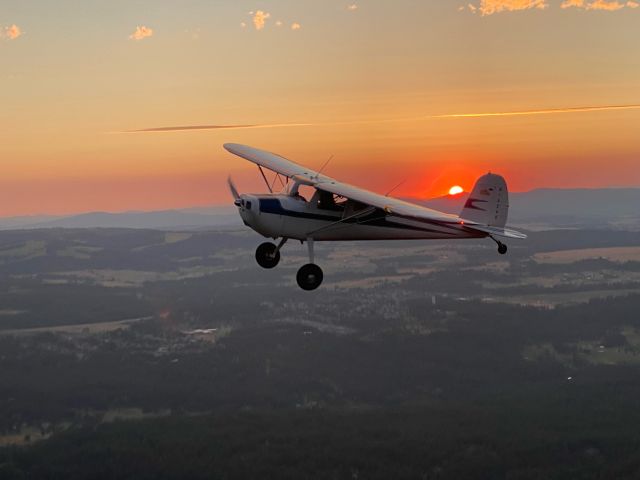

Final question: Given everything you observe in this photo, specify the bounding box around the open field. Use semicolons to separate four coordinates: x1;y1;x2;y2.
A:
534;246;640;263
524;327;640;367
482;288;640;308
0;316;152;336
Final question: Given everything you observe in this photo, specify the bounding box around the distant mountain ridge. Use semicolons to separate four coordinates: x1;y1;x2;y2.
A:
1;187;639;231
415;187;640;224
408;187;640;230
0;207;240;231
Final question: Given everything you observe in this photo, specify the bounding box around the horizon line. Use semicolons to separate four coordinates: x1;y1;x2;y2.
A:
2;185;640;220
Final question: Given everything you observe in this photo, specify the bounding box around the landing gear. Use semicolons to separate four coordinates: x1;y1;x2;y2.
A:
255;237;324;289
489;235;508;255
297;263;323;291
296;237;323;290
255;242;280;269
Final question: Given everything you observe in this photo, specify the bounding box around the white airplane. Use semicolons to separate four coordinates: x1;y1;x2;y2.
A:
224;143;526;290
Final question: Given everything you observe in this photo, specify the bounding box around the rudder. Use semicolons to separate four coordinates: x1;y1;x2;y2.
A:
460;173;508;227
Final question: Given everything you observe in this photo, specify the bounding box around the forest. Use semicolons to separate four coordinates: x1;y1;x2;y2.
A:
1;227;640;478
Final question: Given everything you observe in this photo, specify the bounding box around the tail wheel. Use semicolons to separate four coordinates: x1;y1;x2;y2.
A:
296;263;323;291
255;242;280;269
497;243;508;255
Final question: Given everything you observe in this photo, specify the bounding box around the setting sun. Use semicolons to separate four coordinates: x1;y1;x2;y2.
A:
449;185;464;196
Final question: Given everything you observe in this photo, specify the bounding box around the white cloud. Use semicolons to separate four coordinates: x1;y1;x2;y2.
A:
464;0;637;13
585;0;625;9
291;22;301;30
562;0;637;9
129;25;153;41
561;0;585;7
477;0;549;15
347;4;358;10
252;10;270;30
2;24;22;40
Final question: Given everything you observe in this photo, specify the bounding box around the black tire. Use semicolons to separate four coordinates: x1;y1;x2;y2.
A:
255;242;280;269
296;263;323;291
498;243;508;255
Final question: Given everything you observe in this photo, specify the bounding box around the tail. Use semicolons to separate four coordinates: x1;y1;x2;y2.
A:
459;173;508;227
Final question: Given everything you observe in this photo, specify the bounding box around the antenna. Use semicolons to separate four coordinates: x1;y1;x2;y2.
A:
385;178;407;197
314;154;334;179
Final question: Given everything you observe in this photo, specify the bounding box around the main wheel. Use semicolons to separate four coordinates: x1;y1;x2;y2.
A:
497;243;508;255
296;263;323;291
255;242;280;269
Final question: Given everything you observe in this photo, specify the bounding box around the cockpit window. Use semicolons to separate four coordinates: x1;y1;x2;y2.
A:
245;201;252;210
317;190;344;212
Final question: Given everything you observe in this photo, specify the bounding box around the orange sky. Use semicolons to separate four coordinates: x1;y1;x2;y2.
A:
1;0;639;216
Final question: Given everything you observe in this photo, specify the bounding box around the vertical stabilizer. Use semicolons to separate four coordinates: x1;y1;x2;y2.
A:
460;173;508;227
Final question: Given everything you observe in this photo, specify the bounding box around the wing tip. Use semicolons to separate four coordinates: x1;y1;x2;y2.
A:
223;143;243;153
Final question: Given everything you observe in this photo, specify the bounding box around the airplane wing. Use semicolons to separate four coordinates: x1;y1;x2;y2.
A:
224;143;333;184
224;143;456;223
315;180;458;223
316;182;527;238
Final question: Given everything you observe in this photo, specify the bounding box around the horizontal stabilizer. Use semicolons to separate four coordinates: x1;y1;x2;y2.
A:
462;223;527;239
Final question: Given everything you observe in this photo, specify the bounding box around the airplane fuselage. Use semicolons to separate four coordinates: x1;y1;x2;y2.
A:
236;194;486;242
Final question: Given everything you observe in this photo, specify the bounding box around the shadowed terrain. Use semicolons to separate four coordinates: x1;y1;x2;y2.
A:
1;226;640;478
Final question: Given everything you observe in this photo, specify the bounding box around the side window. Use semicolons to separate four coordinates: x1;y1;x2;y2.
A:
246;201;252;210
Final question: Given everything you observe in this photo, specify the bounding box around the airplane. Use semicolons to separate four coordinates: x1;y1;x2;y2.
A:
224;143;526;291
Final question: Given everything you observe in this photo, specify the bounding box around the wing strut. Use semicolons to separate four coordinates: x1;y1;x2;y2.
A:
257;166;273;193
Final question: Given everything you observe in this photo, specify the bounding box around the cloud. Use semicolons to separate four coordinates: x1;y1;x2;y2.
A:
2;24;22;40
240;22;247;28
587;0;625;9
475;0;549;15
291;22;301;30
561;0;637;8
252;10;270;30
459;2;478;12
129;26;153;41
463;0;638;13
275;20;283;27
560;0;585;7
347;4;358;10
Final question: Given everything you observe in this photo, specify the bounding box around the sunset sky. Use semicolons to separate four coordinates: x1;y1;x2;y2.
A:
1;0;639;216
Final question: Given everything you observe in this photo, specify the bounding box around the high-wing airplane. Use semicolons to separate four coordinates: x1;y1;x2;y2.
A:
224;143;526;290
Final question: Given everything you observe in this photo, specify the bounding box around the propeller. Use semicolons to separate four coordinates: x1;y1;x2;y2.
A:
227;176;240;203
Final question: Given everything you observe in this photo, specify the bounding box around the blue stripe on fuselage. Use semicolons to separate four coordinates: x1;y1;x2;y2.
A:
259;198;339;221
258;198;466;235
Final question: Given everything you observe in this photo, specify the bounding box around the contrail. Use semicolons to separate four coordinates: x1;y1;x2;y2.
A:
121;122;315;133
431;104;640;119
118;103;640;133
